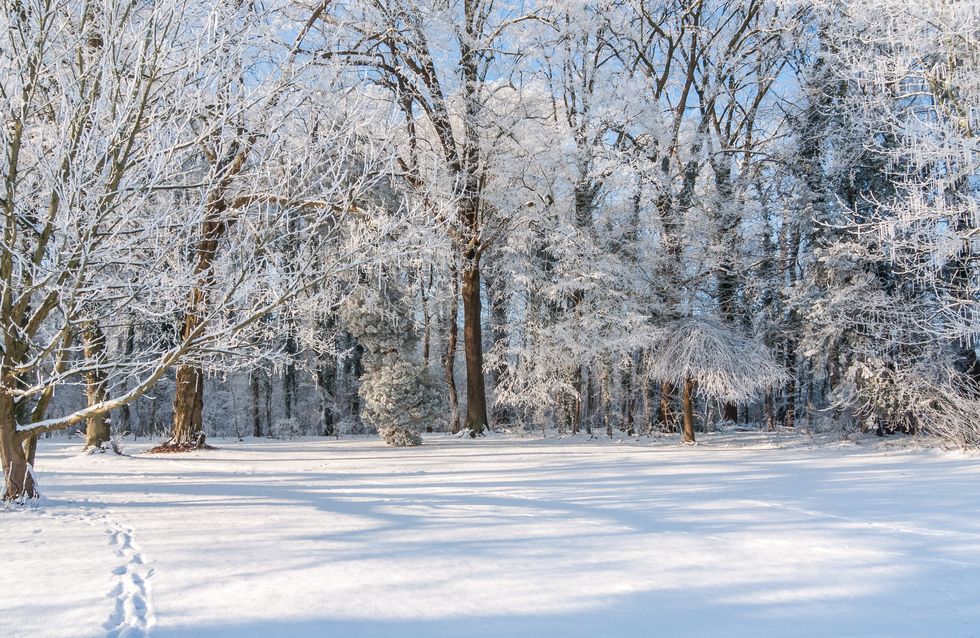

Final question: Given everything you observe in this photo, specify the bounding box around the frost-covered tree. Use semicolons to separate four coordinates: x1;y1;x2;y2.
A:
341;282;445;446
793;0;980;445
0;0;411;499
645;318;786;442
300;0;549;435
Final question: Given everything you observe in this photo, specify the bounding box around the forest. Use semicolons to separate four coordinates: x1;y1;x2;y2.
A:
1;0;978;502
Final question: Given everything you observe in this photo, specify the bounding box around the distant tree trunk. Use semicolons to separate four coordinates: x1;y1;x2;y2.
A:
487;265;514;425
117;323;135;436
659;382;676;432
784;343;796;429
83;323;112;450
624;353;638;436
641;365;654;435
264;370;273;435
421;265;432;367
446;263;461;434
604;365;615;438
250;369;262;437
283;328;297;421
316;355;337;437
571;384;581;435
723;402;738;422
682;377;696;444
711;159;742;425
461;256;488;435
764;392;776;431
341;334;364;427
149;392;159;437
580;366;593;436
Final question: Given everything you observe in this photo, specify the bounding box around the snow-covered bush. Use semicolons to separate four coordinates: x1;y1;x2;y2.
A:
358;357;443;445
378;426;423;447
341;284;445;446
836;358;980;448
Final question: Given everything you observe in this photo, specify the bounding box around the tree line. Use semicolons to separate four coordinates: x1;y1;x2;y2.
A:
2;0;978;500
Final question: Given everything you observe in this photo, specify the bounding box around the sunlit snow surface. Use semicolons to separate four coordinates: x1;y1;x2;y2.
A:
3;434;980;637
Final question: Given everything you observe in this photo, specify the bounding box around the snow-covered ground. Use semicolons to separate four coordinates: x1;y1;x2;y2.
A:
3;433;980;638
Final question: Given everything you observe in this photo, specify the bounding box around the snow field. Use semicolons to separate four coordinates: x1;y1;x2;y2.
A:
2;434;979;637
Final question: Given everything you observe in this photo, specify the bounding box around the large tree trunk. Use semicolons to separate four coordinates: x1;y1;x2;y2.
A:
170;364;205;447
166;196;229;449
82;323;112;450
1;394;37;501
461;259;488;435
682;377;696;444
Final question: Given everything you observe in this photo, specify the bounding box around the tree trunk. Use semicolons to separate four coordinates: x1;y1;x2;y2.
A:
167;203;228;449
461;260;488;435
171;364;205;447
1;394;37;501
149;393;159;437
580;366;592;436
445;263;461;434
487;266;513;425
250;369;262;437
316;354;337;437
764;392;776;431
641;366;653;435
723;402;738;423
118;322;135;436
682;377;696;444
784;342;796;429
658;381;676;432
624;353;638;436
421;265;432;367
82;323;112;450
264;371;273;436
283;329;297;420
24;434;37;466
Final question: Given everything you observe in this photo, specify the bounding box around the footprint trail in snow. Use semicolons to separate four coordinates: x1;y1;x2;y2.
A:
103;523;154;638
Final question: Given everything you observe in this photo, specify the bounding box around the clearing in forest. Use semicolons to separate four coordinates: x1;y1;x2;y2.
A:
2;434;979;637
